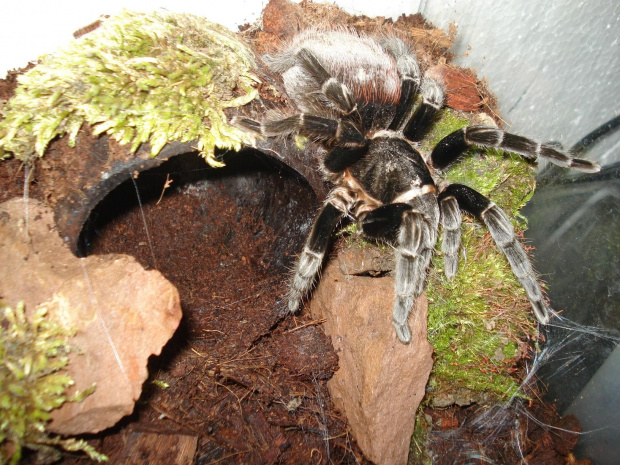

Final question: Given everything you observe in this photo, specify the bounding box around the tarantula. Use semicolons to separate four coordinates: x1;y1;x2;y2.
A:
234;30;600;343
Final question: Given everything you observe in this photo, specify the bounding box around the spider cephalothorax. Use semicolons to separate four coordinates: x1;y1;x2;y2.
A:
234;30;600;343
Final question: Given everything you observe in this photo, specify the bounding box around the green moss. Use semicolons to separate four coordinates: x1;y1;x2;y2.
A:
423;110;538;402
0;10;258;167
0;302;106;464
425;224;533;399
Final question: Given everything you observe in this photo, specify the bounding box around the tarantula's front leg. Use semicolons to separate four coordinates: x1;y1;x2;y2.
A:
431;125;601;172
439;195;462;278
233;114;365;148
288;189;352;313
362;195;439;343
392;209;434;343
440;184;550;324
402;78;445;142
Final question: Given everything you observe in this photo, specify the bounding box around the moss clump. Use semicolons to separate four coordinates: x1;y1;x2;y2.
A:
0;302;106;464
0;10;258;167
423;110;538;402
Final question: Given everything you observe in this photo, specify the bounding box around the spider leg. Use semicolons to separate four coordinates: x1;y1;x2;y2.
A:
288;189;352;313
395;195;440;342
296;48;357;115
380;38;422;131
233;114;365;147
233;48;370;148
402;77;445;142
440;183;550;324
360;195;439;343
431;125;601;172
392;209;428;343
359;203;413;241
439;195;462;278
323;145;368;173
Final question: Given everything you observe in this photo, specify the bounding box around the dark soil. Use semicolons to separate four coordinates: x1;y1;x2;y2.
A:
72;151;364;465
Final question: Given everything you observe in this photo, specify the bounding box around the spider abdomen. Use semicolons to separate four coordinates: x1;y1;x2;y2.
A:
268;30;402;111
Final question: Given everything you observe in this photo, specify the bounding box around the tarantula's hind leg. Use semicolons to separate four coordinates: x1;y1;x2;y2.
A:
402;78;445;142
295;48;357;115
441;184;550;324
381;37;422;132
431;125;601;173
288;196;347;314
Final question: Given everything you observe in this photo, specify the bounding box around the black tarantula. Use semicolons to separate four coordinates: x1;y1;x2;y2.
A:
234;30;600;343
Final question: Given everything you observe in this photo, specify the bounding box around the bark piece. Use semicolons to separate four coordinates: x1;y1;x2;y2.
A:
0;198;182;435
310;248;433;465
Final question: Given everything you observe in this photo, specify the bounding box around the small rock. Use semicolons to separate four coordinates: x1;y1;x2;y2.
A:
337;245;395;276
285;397;302;412
0;198;182;435
310;247;433;465
493;347;506;362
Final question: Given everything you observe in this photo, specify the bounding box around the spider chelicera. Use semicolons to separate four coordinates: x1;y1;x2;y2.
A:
233;30;600;343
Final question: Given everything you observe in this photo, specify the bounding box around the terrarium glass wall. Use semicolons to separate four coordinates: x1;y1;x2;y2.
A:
2;0;618;463
418;2;619;462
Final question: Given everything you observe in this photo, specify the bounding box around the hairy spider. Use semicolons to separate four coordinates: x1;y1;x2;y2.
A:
234;30;600;343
